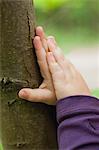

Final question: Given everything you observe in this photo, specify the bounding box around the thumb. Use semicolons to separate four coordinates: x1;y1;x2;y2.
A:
18;88;52;104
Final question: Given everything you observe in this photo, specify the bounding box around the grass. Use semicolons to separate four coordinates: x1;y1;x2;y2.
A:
0;144;3;150
92;89;99;98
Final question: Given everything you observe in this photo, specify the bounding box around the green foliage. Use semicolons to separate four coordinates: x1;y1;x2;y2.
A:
92;89;99;98
34;0;99;12
34;0;66;11
0;144;3;150
34;0;99;28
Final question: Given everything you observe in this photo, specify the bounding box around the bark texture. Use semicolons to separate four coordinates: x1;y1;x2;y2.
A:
0;0;57;149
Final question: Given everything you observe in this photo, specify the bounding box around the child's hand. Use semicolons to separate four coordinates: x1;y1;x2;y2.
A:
46;38;91;100
19;27;56;105
19;26;90;104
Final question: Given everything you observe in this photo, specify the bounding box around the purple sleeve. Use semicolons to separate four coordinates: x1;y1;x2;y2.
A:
56;95;99;150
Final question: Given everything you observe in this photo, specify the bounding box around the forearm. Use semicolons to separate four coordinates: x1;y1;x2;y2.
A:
56;95;99;150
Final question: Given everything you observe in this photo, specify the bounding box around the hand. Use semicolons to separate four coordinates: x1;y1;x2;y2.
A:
19;27;56;105
46;37;91;100
19;26;91;105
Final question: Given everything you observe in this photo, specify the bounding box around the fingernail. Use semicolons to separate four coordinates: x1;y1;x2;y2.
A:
48;37;54;43
37;26;43;31
48;36;56;44
47;39;56;50
19;90;27;99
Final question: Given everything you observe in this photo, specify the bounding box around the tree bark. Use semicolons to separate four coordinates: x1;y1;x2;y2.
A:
0;0;57;149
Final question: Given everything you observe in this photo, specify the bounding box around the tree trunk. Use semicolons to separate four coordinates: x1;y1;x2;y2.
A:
0;0;57;149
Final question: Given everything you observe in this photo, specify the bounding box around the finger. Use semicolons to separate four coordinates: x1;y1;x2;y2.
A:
33;36;46;61
33;36;43;52
47;52;65;97
18;88;53;105
47;37;75;78
36;26;48;52
47;36;57;47
47;37;66;69
36;26;46;39
47;37;65;61
47;36;76;73
64;59;78;76
47;52;64;80
33;36;50;79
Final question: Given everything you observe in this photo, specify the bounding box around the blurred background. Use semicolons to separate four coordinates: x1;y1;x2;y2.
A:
34;0;99;97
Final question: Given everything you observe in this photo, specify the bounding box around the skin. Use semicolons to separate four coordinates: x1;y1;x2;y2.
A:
18;26;90;105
